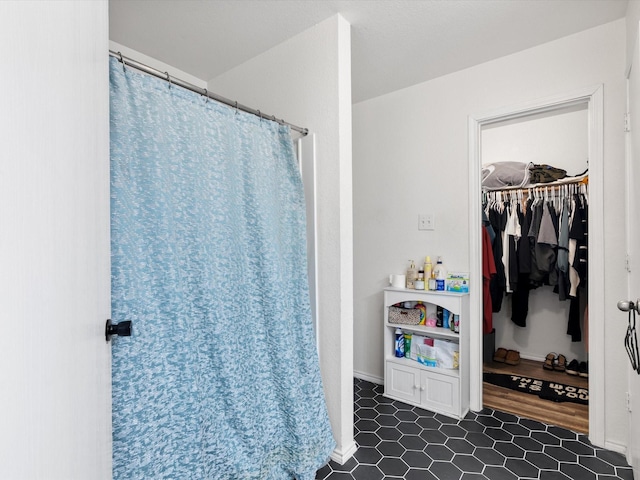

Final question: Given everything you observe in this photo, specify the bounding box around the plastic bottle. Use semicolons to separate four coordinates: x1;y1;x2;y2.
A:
414;301;426;325
433;256;447;291
394;328;405;358
406;260;418;289
423;256;432;281
403;332;412;359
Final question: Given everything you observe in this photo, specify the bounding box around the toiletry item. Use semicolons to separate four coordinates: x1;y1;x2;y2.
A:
389;273;406;288
416;337;437;367
406;260;418;289
423;256;432;282
395;328;405;357
436;306;443;327
433;256;447;291
414;301;426;325
414;279;425;290
428;277;437;291
443;309;450;329
453;314;460;333
403;332;412;359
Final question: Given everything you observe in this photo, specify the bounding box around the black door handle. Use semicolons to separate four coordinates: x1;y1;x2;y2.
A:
105;319;132;342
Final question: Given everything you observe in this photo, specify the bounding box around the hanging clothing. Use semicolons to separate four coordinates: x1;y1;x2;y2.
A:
483;185;589;341
489;206;507;312
556;198;571;301
482;225;497;334
511;204;531;327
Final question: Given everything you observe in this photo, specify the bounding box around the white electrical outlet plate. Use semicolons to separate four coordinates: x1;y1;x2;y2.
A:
418;214;435;231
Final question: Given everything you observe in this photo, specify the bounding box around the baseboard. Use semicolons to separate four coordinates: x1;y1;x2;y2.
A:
330;440;358;464
353;370;383;385
519;353;545;363
604;439;627;456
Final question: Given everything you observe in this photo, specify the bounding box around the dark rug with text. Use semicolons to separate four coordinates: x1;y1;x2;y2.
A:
483;372;588;405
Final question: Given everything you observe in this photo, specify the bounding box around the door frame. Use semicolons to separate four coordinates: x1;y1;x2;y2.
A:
467;85;605;446
625;33;640;475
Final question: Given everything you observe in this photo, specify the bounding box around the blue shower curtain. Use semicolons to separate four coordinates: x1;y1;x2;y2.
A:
109;57;335;479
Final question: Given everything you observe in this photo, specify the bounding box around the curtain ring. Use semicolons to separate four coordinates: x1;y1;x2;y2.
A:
257;110;261;122
203;88;208;103
117;51;126;72
235;101;238;115
165;72;171;89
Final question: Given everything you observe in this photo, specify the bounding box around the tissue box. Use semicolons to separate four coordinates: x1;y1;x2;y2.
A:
446;272;469;293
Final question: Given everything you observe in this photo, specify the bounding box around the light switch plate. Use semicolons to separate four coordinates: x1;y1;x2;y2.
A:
418;214;434;231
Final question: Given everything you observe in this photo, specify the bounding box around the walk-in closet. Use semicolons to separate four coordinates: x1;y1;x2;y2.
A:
479;102;591;433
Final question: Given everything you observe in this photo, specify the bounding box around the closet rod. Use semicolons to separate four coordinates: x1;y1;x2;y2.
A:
482;176;588;194
109;50;308;136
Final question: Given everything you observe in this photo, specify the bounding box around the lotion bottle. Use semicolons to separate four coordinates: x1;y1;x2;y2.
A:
433;256;447;291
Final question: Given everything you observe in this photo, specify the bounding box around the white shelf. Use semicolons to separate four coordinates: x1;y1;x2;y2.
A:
385;355;460;378
384;322;459;340
383;288;470;419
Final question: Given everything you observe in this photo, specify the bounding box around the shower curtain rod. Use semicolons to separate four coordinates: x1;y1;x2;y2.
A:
109;50;308;136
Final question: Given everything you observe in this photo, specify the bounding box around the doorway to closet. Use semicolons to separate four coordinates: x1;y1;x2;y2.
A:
480;104;590;433
468;85;605;444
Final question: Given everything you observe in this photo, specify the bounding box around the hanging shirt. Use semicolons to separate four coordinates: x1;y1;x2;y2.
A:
489;205;507;312
503;202;521;292
556;197;571;301
482;226;497;335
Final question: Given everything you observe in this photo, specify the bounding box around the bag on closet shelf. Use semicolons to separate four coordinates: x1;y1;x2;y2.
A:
481;161;532;189
388;306;422;325
529;164;567;184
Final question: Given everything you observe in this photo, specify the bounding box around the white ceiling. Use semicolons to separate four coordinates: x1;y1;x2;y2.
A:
109;0;629;103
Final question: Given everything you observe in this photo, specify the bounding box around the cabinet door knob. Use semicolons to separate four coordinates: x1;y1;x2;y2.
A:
414;384;419;390
420;386;425;391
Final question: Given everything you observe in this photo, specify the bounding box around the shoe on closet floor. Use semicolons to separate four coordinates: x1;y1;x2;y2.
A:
505;350;521;366
543;352;556;371
554;354;567;372
579;361;589;378
493;348;508;363
566;359;580;376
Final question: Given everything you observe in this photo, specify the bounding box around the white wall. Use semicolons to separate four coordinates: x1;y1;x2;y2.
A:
627;0;640;73
353;19;627;448
109;40;207;89
1;1;112;477
482;105;588;177
209;15;355;462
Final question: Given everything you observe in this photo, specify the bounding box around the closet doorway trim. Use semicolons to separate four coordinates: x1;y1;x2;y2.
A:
468;84;604;447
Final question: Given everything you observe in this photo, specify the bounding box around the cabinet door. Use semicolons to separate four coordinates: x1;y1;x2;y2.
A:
421;371;459;417
385;362;421;404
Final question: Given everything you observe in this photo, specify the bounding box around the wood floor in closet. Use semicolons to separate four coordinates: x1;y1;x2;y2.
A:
483;358;589;434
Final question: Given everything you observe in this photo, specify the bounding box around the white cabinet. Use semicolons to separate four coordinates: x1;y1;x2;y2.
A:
383;287;470;419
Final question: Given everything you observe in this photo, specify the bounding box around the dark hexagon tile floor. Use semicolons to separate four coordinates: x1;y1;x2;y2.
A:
315;378;634;480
